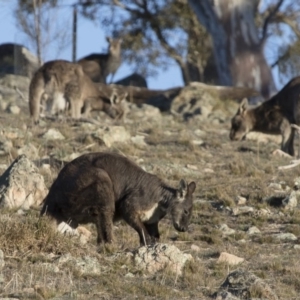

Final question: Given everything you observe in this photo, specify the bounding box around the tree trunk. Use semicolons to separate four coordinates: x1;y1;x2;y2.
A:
32;0;42;66
188;0;276;98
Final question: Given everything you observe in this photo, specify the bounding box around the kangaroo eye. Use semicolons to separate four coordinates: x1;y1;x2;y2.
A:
184;209;189;215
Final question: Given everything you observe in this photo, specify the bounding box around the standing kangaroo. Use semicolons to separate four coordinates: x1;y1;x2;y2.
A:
29;60;124;124
77;37;122;84
230;76;300;156
41;152;196;246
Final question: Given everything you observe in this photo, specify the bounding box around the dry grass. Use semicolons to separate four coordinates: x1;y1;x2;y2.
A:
1;101;300;299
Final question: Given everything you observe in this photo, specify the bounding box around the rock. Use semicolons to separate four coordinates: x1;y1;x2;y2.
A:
191;244;201;252
247;226;261;235
92;126;130;147
214;291;240;300
192;139;204;146
252;208;272;218
0;155;48;209
58;254;102;275
0;249;4;270
131;135;147;146
214;269;279;300
194;129;206;137
272;233;297;242
247;132;281;145
294;177;300;190
235;196;247;205
0;137;13;156
217;252;244;266
283;190;299;210
5;104;20;114
17;143;39;160
0;43;40;78
127;103;162;121
232;206;254;216
134;243;193;275
42;129;65;140
219;224;236;236
56;222;91;244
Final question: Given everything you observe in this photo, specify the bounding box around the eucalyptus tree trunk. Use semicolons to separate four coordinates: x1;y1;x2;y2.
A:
188;0;276;98
32;0;42;66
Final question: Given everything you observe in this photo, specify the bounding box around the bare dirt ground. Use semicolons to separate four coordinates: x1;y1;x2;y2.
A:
0;93;300;300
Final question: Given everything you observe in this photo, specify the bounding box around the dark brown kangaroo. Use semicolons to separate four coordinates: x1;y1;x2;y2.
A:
77;37;122;84
230;76;300;156
41;152;196;245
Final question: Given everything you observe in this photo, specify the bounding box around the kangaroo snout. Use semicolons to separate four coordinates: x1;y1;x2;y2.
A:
174;222;188;232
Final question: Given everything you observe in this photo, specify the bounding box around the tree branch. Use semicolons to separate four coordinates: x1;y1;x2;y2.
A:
261;0;285;41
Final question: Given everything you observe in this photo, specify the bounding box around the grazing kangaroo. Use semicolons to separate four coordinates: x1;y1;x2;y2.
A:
29;60;124;124
41;152;196;246
230;76;300;156
77;37;122;83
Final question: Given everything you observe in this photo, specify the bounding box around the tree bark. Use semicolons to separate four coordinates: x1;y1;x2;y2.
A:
188;0;277;98
32;0;42;66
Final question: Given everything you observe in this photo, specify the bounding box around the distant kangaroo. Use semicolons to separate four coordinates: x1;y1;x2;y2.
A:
41;152;196;246
230;76;300;156
29;60;124;124
78;37;122;84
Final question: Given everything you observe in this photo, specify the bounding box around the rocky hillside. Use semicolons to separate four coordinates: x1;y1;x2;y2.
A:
0;74;299;300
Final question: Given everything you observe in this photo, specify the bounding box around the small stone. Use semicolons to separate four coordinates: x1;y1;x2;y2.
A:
131;135;147;146
192;139;204;145
42;128;65;140
283;190;299;210
219;224;236;236
247;226;261;235
191;244;201;252
232;206;254;216
235;196;247;205
217;252;244;265
186;164;198;170
272;233;297;242
6;104;20;115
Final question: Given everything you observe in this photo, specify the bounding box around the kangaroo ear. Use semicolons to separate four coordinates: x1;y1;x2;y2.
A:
177;179;188;200
110;92;118;104
238;98;248;115
122;92;128;102
106;36;112;43
188;182;196;195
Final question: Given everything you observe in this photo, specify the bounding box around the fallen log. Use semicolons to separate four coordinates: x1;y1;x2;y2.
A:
95;81;260;112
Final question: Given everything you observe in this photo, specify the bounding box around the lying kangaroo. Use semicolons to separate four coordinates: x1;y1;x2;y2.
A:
41;152;196;246
29;60;124;124
230;76;300;156
78;37;122;83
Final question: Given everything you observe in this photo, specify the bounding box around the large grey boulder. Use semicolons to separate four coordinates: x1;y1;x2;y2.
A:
0;155;48;209
214;269;279;300
133;243;193;275
0;43;39;78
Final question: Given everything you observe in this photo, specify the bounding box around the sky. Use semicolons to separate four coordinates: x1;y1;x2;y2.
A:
0;0;183;90
0;0;291;91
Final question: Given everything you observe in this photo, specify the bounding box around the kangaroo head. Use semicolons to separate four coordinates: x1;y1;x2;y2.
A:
106;37;123;56
230;98;251;141
104;91;127;119
171;179;196;232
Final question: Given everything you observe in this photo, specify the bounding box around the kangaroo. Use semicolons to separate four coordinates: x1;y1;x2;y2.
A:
40;152;196;246
29;60;124;124
229;76;300;156
77;37;122;84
